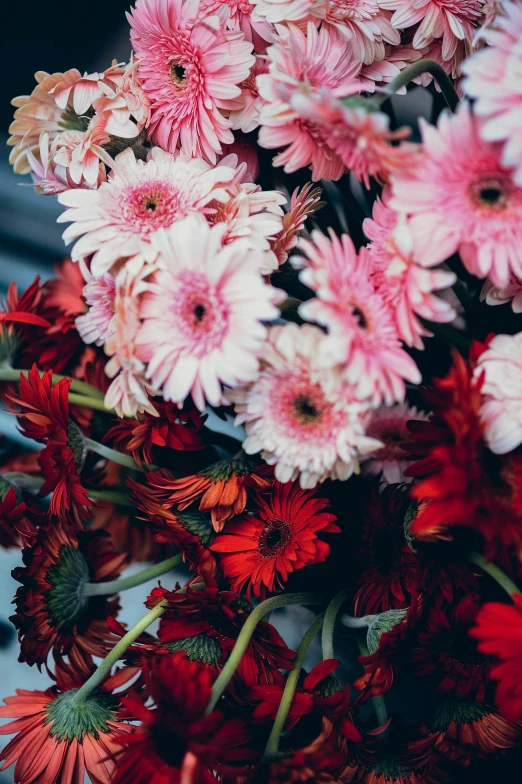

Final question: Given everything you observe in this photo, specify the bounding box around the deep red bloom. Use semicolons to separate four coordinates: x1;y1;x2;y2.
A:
113;653;254;784
7;365;92;524
0;480;39;549
470;595;522;721
210;481;340;598
11;521;125;675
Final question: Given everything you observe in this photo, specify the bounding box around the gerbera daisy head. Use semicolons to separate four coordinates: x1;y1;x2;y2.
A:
58;146;238;277
361;402;429;485
128;0;255;163
475;332;522;454
211;480;339;597
324;0;401;65
297;230;422;405
390;101;522;289
135;214;282;411
11;522;125;675
228;323;383;488
364;191;457;349
257;22;362;182
76;264;117;346
198;0;274;51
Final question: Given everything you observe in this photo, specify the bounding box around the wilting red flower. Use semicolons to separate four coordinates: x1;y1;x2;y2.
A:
7;365;92;524
354;485;420;616
0;671;132;784
146;458;273;532
210;481;340;598
105;399;206;467
11;521;126;675
406;351;522;556
410;594;491;702
470;596;522;721
0;479;39;549
148;582;295;692
113;653;254;784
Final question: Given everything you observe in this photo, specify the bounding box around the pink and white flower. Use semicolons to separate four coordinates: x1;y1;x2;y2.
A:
257;22;362;181
57;146;237;276
364;191;457;349
390;102;522;289
475;332;522;454
128;0;255;163
361;401;428;484
297;229;422;405
480;276;522;313
323;0;401;65
76;263;117;346
463;0;522;185
228;323;382;487
135;214;282;411
199;0;274;50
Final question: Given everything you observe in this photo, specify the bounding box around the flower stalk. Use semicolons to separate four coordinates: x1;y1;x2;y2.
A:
468;551;521;598
84;553;183;596
0;367;105;400
322;588;351;660
381;58;459;112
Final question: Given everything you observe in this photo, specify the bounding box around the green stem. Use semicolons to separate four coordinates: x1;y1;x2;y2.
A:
84;554;183;596
322;589;351;660
73;600;168;703
343;614;375;629
265;612;325;756
381;58;459;112
84;437;148;473
87;488;135;507
206;592;325;714
468;551;521;598
69;392;112;413
0;367;105;400
3;472;136;508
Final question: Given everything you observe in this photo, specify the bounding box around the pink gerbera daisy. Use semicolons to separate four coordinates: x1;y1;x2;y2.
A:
257;22;362;181
199;0;274;50
463;0;522;185
390;101;522;289
324;0;401;65
228;323;382;488
128;0;255;163
57;146;237;276
361;401;428;485
297;230;421;405
136;213;282;411
76;263;117;346
363;190;456;349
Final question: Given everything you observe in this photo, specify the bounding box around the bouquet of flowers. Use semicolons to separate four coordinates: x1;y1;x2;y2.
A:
2;0;522;781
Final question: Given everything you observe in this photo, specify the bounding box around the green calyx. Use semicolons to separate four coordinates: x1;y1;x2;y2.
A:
103;129;146;159
200;458;253;482
165;634;221;666
367;753;412;780
58;105;94;132
314;674;343;698
67;421;87;472
45;688;117;741
0;476;20;504
403;500;419;553
366;609;408;655
45;545;90;633
428;700;492;732
177;511;215;546
0;327;21;369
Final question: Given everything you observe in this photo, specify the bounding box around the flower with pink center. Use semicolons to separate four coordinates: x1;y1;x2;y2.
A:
257;22;362;182
480;276;522;313
390;102;522;289
272;183;323;266
228;323;382;488
57;146;237;276
463;0;522;185
199;0;274;50
361;402;428;484
324;0;401;65
380;0;482;61
128;0;255;163
475;332;522;454
76;263;117;346
363;190;457;349
297;229;422;405
135;214;282;411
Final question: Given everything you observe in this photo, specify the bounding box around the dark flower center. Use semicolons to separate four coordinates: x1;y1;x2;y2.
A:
292;394;321;424
352;304;368;329
45;545;90;633
151;724;186;768
170;62;186;84
193;303;206;323
46;688;117;741
145;199;157;211
470;176;509;210
259;518;292;557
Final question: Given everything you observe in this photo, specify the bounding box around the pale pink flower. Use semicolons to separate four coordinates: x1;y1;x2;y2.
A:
98;60;151;138
272;183;323;265
361;401;428;485
463;0;522;185
136;214;282;411
250;0;327;24
480;276;522;313
199;0;274;50
128;0;255;163
26;133;106;195
76;263;117;346
50;118;112;188
297;229;422;405
57;146;237;276
324;0;401;65
364;191;456;349
229;56;268;134
361;40;425;92
228;323;382;487
475;332;522;454
380;0;482;60
257;22;362;181
390;101;522;289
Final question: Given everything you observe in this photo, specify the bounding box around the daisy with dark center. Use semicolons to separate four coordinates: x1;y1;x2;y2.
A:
210;480;340;598
11;522;126;676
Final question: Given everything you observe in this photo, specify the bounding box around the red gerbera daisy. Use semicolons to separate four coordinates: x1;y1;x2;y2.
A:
470;595;522;721
7;365;92;525
11;521;126;676
112;652;254;784
210;481;340;598
146;457;273;532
